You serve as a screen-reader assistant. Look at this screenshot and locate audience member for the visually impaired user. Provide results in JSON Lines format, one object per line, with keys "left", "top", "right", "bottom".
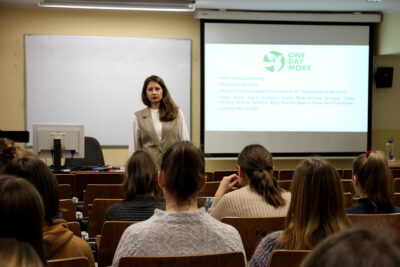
{"left": 250, "top": 158, "right": 351, "bottom": 267}
{"left": 0, "top": 175, "right": 46, "bottom": 264}
{"left": 3, "top": 157, "right": 95, "bottom": 266}
{"left": 347, "top": 150, "right": 400, "bottom": 214}
{"left": 208, "top": 144, "right": 290, "bottom": 219}
{"left": 112, "top": 141, "right": 245, "bottom": 267}
{"left": 0, "top": 138, "right": 19, "bottom": 172}
{"left": 0, "top": 238, "right": 44, "bottom": 267}
{"left": 300, "top": 227, "right": 400, "bottom": 267}
{"left": 106, "top": 150, "right": 165, "bottom": 221}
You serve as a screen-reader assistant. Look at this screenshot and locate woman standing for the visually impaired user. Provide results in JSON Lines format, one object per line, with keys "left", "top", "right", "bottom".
{"left": 129, "top": 75, "right": 189, "bottom": 169}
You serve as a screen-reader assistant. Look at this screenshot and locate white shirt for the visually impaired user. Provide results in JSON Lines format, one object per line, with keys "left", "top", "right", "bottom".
{"left": 128, "top": 108, "right": 190, "bottom": 154}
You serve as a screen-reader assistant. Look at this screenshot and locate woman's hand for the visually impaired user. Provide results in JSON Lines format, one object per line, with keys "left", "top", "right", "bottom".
{"left": 214, "top": 174, "right": 240, "bottom": 198}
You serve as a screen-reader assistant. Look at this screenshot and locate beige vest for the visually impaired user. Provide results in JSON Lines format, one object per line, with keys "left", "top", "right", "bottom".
{"left": 135, "top": 108, "right": 179, "bottom": 169}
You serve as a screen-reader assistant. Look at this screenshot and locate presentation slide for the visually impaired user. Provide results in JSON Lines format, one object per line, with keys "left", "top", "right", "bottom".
{"left": 203, "top": 22, "right": 371, "bottom": 156}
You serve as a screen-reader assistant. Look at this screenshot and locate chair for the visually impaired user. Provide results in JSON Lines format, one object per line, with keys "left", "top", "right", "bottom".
{"left": 337, "top": 169, "right": 343, "bottom": 178}
{"left": 97, "top": 221, "right": 137, "bottom": 267}
{"left": 59, "top": 199, "right": 77, "bottom": 222}
{"left": 74, "top": 172, "right": 124, "bottom": 200}
{"left": 342, "top": 169, "right": 353, "bottom": 179}
{"left": 54, "top": 173, "right": 76, "bottom": 196}
{"left": 88, "top": 198, "right": 123, "bottom": 238}
{"left": 221, "top": 216, "right": 286, "bottom": 260}
{"left": 118, "top": 252, "right": 245, "bottom": 267}
{"left": 393, "top": 193, "right": 400, "bottom": 206}
{"left": 64, "top": 136, "right": 105, "bottom": 168}
{"left": 348, "top": 213, "right": 400, "bottom": 239}
{"left": 67, "top": 221, "right": 82, "bottom": 238}
{"left": 341, "top": 179, "right": 355, "bottom": 194}
{"left": 47, "top": 257, "right": 89, "bottom": 267}
{"left": 393, "top": 178, "right": 400, "bottom": 193}
{"left": 277, "top": 180, "right": 291, "bottom": 191}
{"left": 83, "top": 184, "right": 125, "bottom": 216}
{"left": 59, "top": 184, "right": 73, "bottom": 199}
{"left": 198, "top": 181, "right": 221, "bottom": 197}
{"left": 213, "top": 171, "right": 236, "bottom": 181}
{"left": 391, "top": 168, "right": 400, "bottom": 179}
{"left": 205, "top": 172, "right": 214, "bottom": 181}
{"left": 278, "top": 170, "right": 294, "bottom": 180}
{"left": 344, "top": 192, "right": 354, "bottom": 208}
{"left": 269, "top": 249, "right": 310, "bottom": 267}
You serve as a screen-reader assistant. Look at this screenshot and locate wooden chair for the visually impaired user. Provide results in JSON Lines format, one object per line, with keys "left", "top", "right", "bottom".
{"left": 47, "top": 257, "right": 89, "bottom": 267}
{"left": 348, "top": 213, "right": 400, "bottom": 239}
{"left": 277, "top": 180, "right": 291, "bottom": 191}
{"left": 198, "top": 181, "right": 220, "bottom": 197}
{"left": 97, "top": 221, "right": 137, "bottom": 267}
{"left": 213, "top": 171, "right": 236, "bottom": 181}
{"left": 205, "top": 171, "right": 214, "bottom": 182}
{"left": 59, "top": 184, "right": 73, "bottom": 199}
{"left": 336, "top": 169, "right": 343, "bottom": 178}
{"left": 269, "top": 249, "right": 310, "bottom": 267}
{"left": 342, "top": 169, "right": 353, "bottom": 179}
{"left": 54, "top": 173, "right": 76, "bottom": 196}
{"left": 67, "top": 221, "right": 82, "bottom": 238}
{"left": 391, "top": 168, "right": 400, "bottom": 179}
{"left": 393, "top": 178, "right": 400, "bottom": 193}
{"left": 344, "top": 192, "right": 354, "bottom": 208}
{"left": 341, "top": 179, "right": 355, "bottom": 194}
{"left": 118, "top": 252, "right": 245, "bottom": 267}
{"left": 88, "top": 198, "right": 123, "bottom": 238}
{"left": 59, "top": 199, "right": 77, "bottom": 222}
{"left": 83, "top": 184, "right": 125, "bottom": 216}
{"left": 393, "top": 193, "right": 400, "bottom": 206}
{"left": 278, "top": 170, "right": 294, "bottom": 180}
{"left": 74, "top": 172, "right": 124, "bottom": 200}
{"left": 221, "top": 216, "right": 286, "bottom": 260}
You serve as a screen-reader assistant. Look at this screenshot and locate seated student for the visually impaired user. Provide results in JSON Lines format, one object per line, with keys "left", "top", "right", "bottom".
{"left": 347, "top": 150, "right": 400, "bottom": 214}
{"left": 300, "top": 227, "right": 400, "bottom": 267}
{"left": 208, "top": 144, "right": 290, "bottom": 220}
{"left": 0, "top": 238, "right": 44, "bottom": 267}
{"left": 3, "top": 157, "right": 95, "bottom": 267}
{"left": 112, "top": 141, "right": 245, "bottom": 267}
{"left": 0, "top": 175, "right": 46, "bottom": 265}
{"left": 0, "top": 138, "right": 20, "bottom": 173}
{"left": 250, "top": 158, "right": 351, "bottom": 267}
{"left": 106, "top": 151, "right": 165, "bottom": 221}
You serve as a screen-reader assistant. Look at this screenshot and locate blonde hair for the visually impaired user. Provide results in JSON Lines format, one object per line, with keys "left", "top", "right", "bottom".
{"left": 277, "top": 158, "right": 350, "bottom": 250}
{"left": 0, "top": 238, "right": 44, "bottom": 267}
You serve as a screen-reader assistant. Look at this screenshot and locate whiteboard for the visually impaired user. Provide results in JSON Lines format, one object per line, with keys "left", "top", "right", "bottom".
{"left": 25, "top": 34, "right": 191, "bottom": 146}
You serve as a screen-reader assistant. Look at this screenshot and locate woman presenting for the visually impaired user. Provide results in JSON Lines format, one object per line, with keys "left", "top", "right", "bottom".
{"left": 128, "top": 75, "right": 189, "bottom": 169}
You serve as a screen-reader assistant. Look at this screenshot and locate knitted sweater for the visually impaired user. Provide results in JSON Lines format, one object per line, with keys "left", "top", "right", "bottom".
{"left": 106, "top": 195, "right": 165, "bottom": 221}
{"left": 208, "top": 186, "right": 291, "bottom": 220}
{"left": 249, "top": 231, "right": 282, "bottom": 267}
{"left": 112, "top": 208, "right": 246, "bottom": 267}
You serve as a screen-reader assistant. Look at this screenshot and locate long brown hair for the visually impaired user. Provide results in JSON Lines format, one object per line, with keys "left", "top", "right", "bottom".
{"left": 0, "top": 238, "right": 44, "bottom": 267}
{"left": 0, "top": 138, "right": 19, "bottom": 172}
{"left": 277, "top": 158, "right": 350, "bottom": 250}
{"left": 353, "top": 150, "right": 394, "bottom": 210}
{"left": 124, "top": 151, "right": 162, "bottom": 201}
{"left": 0, "top": 175, "right": 46, "bottom": 264}
{"left": 141, "top": 75, "right": 179, "bottom": 122}
{"left": 238, "top": 144, "right": 285, "bottom": 207}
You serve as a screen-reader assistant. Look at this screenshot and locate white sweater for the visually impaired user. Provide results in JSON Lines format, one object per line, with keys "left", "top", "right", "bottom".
{"left": 112, "top": 208, "right": 246, "bottom": 267}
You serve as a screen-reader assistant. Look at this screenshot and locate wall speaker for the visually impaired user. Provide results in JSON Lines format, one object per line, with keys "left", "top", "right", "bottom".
{"left": 375, "top": 67, "right": 393, "bottom": 88}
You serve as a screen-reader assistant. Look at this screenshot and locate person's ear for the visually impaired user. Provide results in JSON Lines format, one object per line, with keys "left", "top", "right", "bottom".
{"left": 198, "top": 176, "right": 207, "bottom": 193}
{"left": 158, "top": 171, "right": 165, "bottom": 189}
{"left": 238, "top": 165, "right": 243, "bottom": 177}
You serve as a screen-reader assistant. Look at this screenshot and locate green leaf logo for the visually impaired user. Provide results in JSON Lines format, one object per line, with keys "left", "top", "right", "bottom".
{"left": 264, "top": 51, "right": 285, "bottom": 72}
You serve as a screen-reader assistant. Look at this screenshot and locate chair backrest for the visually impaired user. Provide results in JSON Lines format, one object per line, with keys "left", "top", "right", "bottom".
{"left": 74, "top": 172, "right": 124, "bottom": 200}
{"left": 64, "top": 136, "right": 105, "bottom": 168}
{"left": 97, "top": 221, "right": 137, "bottom": 267}
{"left": 348, "top": 213, "right": 400, "bottom": 239}
{"left": 198, "top": 181, "right": 220, "bottom": 197}
{"left": 59, "top": 184, "right": 73, "bottom": 199}
{"left": 88, "top": 198, "right": 123, "bottom": 238}
{"left": 393, "top": 193, "right": 400, "bottom": 206}
{"left": 118, "top": 252, "right": 245, "bottom": 267}
{"left": 205, "top": 172, "right": 214, "bottom": 181}
{"left": 341, "top": 179, "right": 355, "bottom": 194}
{"left": 213, "top": 171, "right": 236, "bottom": 181}
{"left": 47, "top": 257, "right": 89, "bottom": 267}
{"left": 278, "top": 170, "right": 294, "bottom": 180}
{"left": 83, "top": 184, "right": 125, "bottom": 216}
{"left": 342, "top": 169, "right": 353, "bottom": 179}
{"left": 221, "top": 216, "right": 286, "bottom": 260}
{"left": 269, "top": 249, "right": 310, "bottom": 267}
{"left": 343, "top": 192, "right": 354, "bottom": 208}
{"left": 55, "top": 173, "right": 76, "bottom": 196}
{"left": 393, "top": 178, "right": 400, "bottom": 193}
{"left": 277, "top": 180, "right": 291, "bottom": 191}
{"left": 67, "top": 221, "right": 82, "bottom": 238}
{"left": 59, "top": 199, "right": 77, "bottom": 222}
{"left": 391, "top": 168, "right": 400, "bottom": 179}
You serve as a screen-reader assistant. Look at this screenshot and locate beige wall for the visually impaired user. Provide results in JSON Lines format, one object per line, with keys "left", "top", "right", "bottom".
{"left": 1, "top": 7, "right": 399, "bottom": 171}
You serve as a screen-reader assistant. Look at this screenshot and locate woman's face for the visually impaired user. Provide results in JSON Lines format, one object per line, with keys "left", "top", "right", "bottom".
{"left": 146, "top": 81, "right": 163, "bottom": 107}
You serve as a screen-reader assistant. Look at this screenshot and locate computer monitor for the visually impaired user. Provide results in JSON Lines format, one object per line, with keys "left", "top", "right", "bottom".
{"left": 32, "top": 124, "right": 85, "bottom": 171}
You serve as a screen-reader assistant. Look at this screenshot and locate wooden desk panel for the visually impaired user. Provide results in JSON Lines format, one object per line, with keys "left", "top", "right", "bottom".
{"left": 74, "top": 172, "right": 124, "bottom": 200}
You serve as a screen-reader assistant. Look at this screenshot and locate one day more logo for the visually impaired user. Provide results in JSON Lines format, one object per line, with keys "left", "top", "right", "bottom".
{"left": 263, "top": 51, "right": 285, "bottom": 72}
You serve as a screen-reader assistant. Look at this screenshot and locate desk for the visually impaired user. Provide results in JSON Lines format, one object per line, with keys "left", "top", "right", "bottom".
{"left": 55, "top": 171, "right": 124, "bottom": 200}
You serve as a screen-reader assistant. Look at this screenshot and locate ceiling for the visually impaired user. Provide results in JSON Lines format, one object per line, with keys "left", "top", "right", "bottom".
{"left": 1, "top": 0, "right": 400, "bottom": 13}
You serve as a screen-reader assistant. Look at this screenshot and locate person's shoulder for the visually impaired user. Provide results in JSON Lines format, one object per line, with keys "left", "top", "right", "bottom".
{"left": 135, "top": 107, "right": 149, "bottom": 116}
{"left": 346, "top": 204, "right": 367, "bottom": 214}
{"left": 260, "top": 231, "right": 283, "bottom": 246}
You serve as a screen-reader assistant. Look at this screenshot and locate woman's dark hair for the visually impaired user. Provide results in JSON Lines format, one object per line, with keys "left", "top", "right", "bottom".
{"left": 300, "top": 227, "right": 400, "bottom": 267}
{"left": 160, "top": 141, "right": 204, "bottom": 204}
{"left": 353, "top": 150, "right": 394, "bottom": 210}
{"left": 238, "top": 144, "right": 285, "bottom": 207}
{"left": 0, "top": 175, "right": 46, "bottom": 264}
{"left": 0, "top": 238, "right": 44, "bottom": 267}
{"left": 3, "top": 157, "right": 60, "bottom": 224}
{"left": 124, "top": 150, "right": 162, "bottom": 201}
{"left": 0, "top": 138, "right": 19, "bottom": 172}
{"left": 141, "top": 75, "right": 179, "bottom": 122}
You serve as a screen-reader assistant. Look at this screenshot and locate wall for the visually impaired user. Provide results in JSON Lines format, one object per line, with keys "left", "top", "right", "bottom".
{"left": 2, "top": 7, "right": 399, "bottom": 171}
